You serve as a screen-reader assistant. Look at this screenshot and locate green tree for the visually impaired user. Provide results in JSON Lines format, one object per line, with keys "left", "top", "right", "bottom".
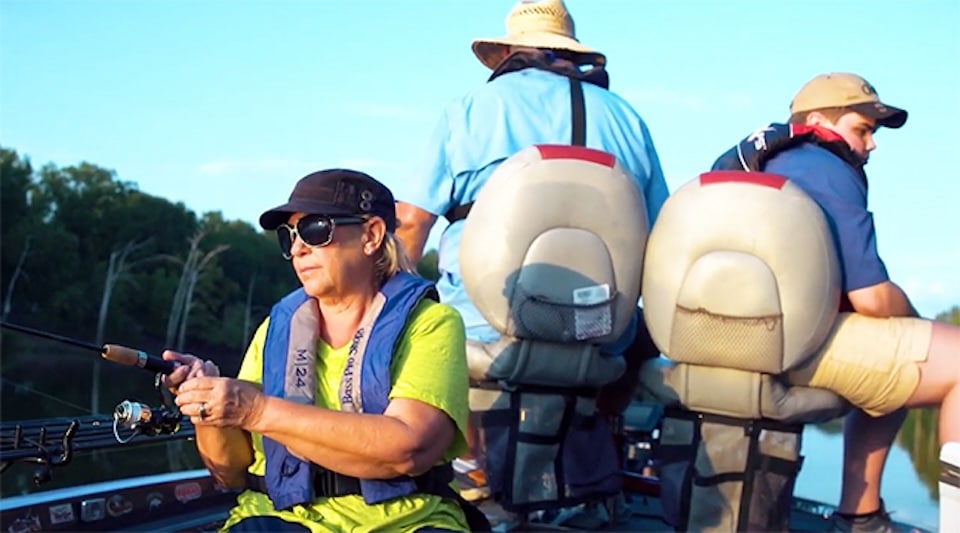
{"left": 111, "top": 192, "right": 200, "bottom": 344}
{"left": 195, "top": 212, "right": 298, "bottom": 360}
{"left": 1, "top": 146, "right": 304, "bottom": 428}
{"left": 26, "top": 163, "right": 133, "bottom": 330}
{"left": 0, "top": 148, "right": 34, "bottom": 227}
{"left": 417, "top": 249, "right": 440, "bottom": 281}
{"left": 0, "top": 148, "right": 36, "bottom": 320}
{"left": 935, "top": 306, "right": 960, "bottom": 326}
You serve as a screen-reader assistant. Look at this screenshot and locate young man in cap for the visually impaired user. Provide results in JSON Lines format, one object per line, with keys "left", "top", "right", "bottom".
{"left": 394, "top": 0, "right": 669, "bottom": 508}
{"left": 714, "top": 72, "right": 960, "bottom": 533}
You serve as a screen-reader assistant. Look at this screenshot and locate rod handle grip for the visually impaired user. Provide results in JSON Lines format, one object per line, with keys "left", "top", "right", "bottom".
{"left": 102, "top": 345, "right": 176, "bottom": 374}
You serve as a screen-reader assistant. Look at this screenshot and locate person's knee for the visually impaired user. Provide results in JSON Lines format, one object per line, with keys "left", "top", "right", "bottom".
{"left": 910, "top": 322, "right": 960, "bottom": 407}
{"left": 938, "top": 323, "right": 960, "bottom": 382}
{"left": 929, "top": 322, "right": 960, "bottom": 380}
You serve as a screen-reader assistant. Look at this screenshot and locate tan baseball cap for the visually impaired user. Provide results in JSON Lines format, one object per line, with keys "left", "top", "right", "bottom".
{"left": 790, "top": 72, "right": 908, "bottom": 129}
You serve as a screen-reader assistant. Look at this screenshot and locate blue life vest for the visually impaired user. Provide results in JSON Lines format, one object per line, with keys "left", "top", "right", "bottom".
{"left": 260, "top": 272, "right": 438, "bottom": 510}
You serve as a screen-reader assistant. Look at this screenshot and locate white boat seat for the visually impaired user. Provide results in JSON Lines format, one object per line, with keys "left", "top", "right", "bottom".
{"left": 638, "top": 170, "right": 850, "bottom": 532}
{"left": 461, "top": 144, "right": 648, "bottom": 387}
{"left": 459, "top": 144, "right": 648, "bottom": 513}
{"left": 639, "top": 170, "right": 849, "bottom": 421}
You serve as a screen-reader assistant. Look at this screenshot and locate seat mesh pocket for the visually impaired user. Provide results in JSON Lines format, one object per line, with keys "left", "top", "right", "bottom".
{"left": 670, "top": 305, "right": 784, "bottom": 373}
{"left": 509, "top": 286, "right": 614, "bottom": 342}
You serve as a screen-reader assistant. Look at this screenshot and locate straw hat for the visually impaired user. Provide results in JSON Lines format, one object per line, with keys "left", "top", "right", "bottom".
{"left": 472, "top": 0, "right": 605, "bottom": 70}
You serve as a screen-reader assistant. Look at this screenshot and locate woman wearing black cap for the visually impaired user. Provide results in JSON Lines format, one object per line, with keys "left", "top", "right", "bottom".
{"left": 161, "top": 169, "right": 477, "bottom": 532}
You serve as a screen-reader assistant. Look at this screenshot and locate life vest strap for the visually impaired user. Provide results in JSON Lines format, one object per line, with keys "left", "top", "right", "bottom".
{"left": 244, "top": 463, "right": 454, "bottom": 499}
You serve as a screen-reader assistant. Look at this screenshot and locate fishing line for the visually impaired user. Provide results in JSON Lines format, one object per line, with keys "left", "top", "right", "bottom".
{"left": 0, "top": 376, "right": 94, "bottom": 415}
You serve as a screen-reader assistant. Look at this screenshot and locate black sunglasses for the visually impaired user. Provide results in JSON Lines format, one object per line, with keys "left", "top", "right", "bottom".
{"left": 276, "top": 215, "right": 366, "bottom": 259}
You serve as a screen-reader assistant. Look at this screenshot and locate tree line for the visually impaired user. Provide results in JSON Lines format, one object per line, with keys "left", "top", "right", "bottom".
{"left": 3, "top": 145, "right": 298, "bottom": 346}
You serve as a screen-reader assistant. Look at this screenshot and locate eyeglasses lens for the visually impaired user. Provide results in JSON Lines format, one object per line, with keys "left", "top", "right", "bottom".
{"left": 277, "top": 215, "right": 334, "bottom": 258}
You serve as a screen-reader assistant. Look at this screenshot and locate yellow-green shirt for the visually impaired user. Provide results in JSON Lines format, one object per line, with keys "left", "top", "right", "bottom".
{"left": 221, "top": 299, "right": 470, "bottom": 533}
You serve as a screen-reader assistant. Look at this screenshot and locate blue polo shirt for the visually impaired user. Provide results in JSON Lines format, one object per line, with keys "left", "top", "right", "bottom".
{"left": 396, "top": 68, "right": 669, "bottom": 343}
{"left": 764, "top": 143, "right": 889, "bottom": 291}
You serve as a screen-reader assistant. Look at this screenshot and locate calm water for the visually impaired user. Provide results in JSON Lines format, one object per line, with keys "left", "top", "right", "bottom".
{"left": 796, "top": 424, "right": 939, "bottom": 531}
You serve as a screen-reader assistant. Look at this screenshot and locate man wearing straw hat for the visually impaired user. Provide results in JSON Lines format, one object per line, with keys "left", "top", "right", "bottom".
{"left": 395, "top": 0, "right": 669, "bottom": 506}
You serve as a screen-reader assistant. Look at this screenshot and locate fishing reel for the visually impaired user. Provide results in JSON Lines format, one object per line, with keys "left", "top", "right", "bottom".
{"left": 112, "top": 373, "right": 183, "bottom": 443}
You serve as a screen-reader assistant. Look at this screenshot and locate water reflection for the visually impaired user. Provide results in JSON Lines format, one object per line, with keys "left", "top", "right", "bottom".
{"left": 796, "top": 409, "right": 940, "bottom": 531}
{"left": 897, "top": 408, "right": 941, "bottom": 500}
{"left": 812, "top": 408, "right": 941, "bottom": 497}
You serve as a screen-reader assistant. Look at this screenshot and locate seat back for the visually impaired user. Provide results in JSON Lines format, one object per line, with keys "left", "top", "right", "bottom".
{"left": 461, "top": 144, "right": 648, "bottom": 387}
{"left": 459, "top": 144, "right": 648, "bottom": 514}
{"left": 637, "top": 170, "right": 848, "bottom": 532}
{"left": 643, "top": 171, "right": 841, "bottom": 376}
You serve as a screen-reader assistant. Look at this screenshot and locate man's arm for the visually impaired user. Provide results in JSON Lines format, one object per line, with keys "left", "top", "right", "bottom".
{"left": 643, "top": 140, "right": 670, "bottom": 225}
{"left": 396, "top": 202, "right": 437, "bottom": 265}
{"left": 764, "top": 147, "right": 913, "bottom": 319}
{"left": 629, "top": 115, "right": 670, "bottom": 225}
{"left": 847, "top": 280, "right": 920, "bottom": 318}
{"left": 393, "top": 104, "right": 456, "bottom": 265}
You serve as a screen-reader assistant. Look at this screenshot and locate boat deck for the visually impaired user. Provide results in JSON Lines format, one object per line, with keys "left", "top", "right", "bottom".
{"left": 0, "top": 473, "right": 931, "bottom": 533}
{"left": 476, "top": 493, "right": 928, "bottom": 533}
{"left": 0, "top": 411, "right": 934, "bottom": 532}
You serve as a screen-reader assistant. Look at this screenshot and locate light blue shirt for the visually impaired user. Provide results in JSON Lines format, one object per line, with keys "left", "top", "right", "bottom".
{"left": 397, "top": 68, "right": 669, "bottom": 342}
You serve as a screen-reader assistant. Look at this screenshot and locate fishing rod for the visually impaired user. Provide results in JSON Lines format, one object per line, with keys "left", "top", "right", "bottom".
{"left": 0, "top": 320, "right": 176, "bottom": 375}
{"left": 1, "top": 321, "right": 187, "bottom": 485}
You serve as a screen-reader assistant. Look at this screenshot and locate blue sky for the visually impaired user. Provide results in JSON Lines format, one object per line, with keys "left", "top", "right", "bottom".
{"left": 1, "top": 0, "right": 958, "bottom": 317}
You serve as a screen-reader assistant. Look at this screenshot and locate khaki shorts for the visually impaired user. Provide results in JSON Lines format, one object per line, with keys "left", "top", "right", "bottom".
{"left": 786, "top": 313, "right": 933, "bottom": 417}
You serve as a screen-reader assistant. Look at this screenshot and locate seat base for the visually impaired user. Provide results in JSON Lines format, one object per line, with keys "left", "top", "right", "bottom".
{"left": 655, "top": 406, "right": 805, "bottom": 532}
{"left": 639, "top": 356, "right": 850, "bottom": 423}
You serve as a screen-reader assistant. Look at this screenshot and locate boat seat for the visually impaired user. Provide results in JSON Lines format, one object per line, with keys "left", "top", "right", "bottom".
{"left": 459, "top": 144, "right": 648, "bottom": 516}
{"left": 637, "top": 171, "right": 850, "bottom": 531}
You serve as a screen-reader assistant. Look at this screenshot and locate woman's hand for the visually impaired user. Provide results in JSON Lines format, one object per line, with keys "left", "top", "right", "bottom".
{"left": 175, "top": 377, "right": 265, "bottom": 429}
{"left": 161, "top": 350, "right": 220, "bottom": 395}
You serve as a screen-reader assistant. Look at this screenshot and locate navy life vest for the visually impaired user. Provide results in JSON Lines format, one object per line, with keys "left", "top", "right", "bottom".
{"left": 259, "top": 272, "right": 439, "bottom": 510}
{"left": 711, "top": 122, "right": 867, "bottom": 186}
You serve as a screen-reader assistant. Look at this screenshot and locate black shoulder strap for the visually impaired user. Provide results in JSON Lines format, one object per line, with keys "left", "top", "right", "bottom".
{"left": 444, "top": 77, "right": 588, "bottom": 224}
{"left": 444, "top": 202, "right": 473, "bottom": 224}
{"left": 570, "top": 77, "right": 586, "bottom": 147}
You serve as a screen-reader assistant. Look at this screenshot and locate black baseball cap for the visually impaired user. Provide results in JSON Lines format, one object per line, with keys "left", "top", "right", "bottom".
{"left": 259, "top": 169, "right": 397, "bottom": 231}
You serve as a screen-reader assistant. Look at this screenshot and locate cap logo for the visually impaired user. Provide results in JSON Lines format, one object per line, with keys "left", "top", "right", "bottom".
{"left": 861, "top": 82, "right": 877, "bottom": 96}
{"left": 333, "top": 180, "right": 359, "bottom": 211}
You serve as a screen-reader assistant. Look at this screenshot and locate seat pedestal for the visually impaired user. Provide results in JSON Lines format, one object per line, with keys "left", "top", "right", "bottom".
{"left": 639, "top": 357, "right": 849, "bottom": 532}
